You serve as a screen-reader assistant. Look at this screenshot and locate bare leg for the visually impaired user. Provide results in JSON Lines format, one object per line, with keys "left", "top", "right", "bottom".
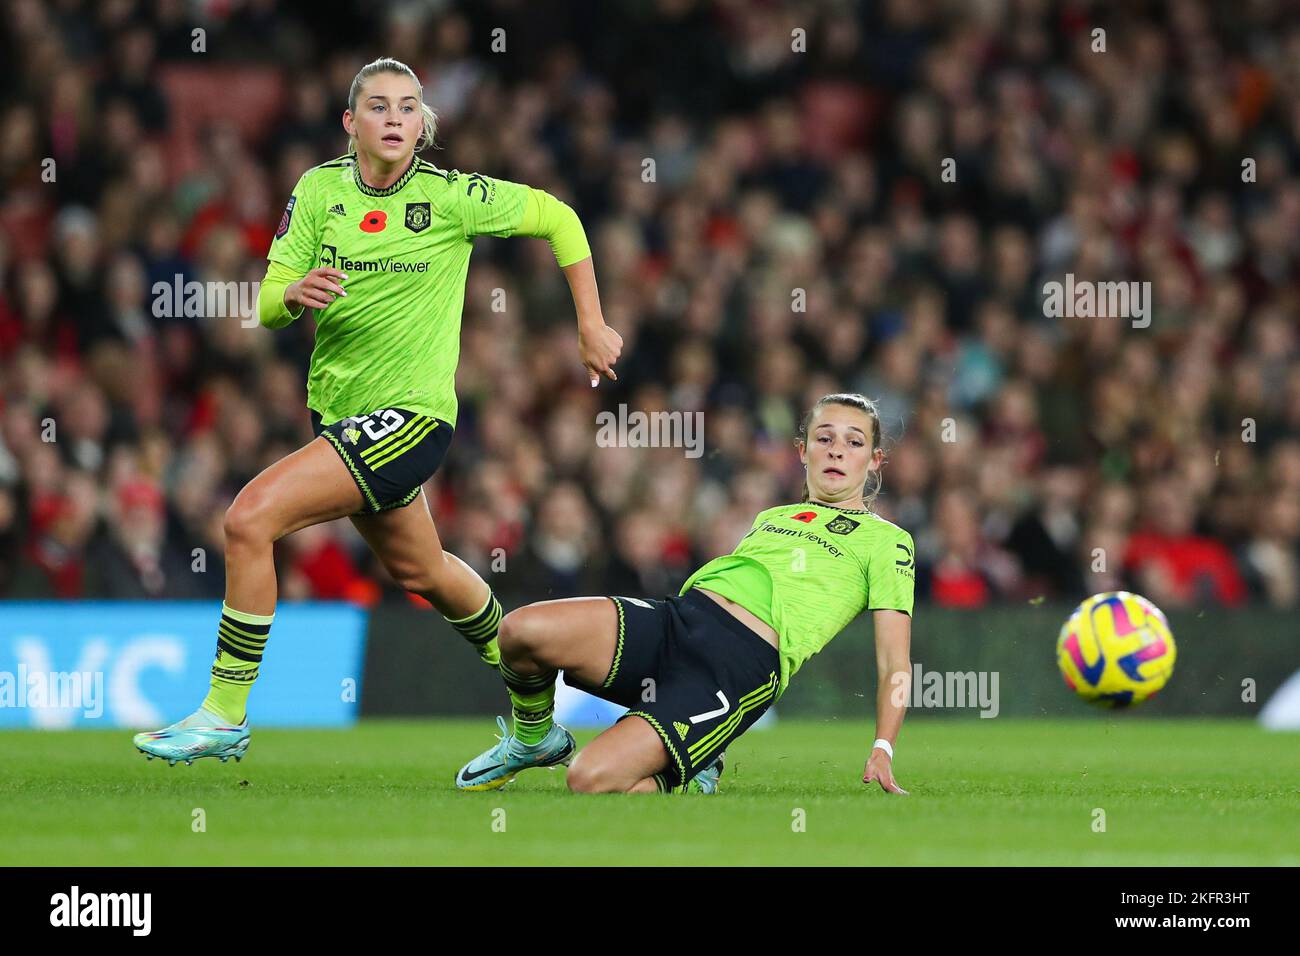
{"left": 200, "top": 436, "right": 364, "bottom": 724}
{"left": 566, "top": 716, "right": 669, "bottom": 793}
{"left": 223, "top": 437, "right": 364, "bottom": 615}
{"left": 349, "top": 489, "right": 489, "bottom": 619}
{"left": 494, "top": 600, "right": 670, "bottom": 792}
{"left": 497, "top": 597, "right": 620, "bottom": 686}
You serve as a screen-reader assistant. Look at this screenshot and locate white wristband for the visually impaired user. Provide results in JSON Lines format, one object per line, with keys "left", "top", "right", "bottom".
{"left": 872, "top": 738, "right": 894, "bottom": 759}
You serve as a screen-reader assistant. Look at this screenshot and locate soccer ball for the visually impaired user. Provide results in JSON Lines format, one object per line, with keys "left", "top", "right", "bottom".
{"left": 1057, "top": 591, "right": 1177, "bottom": 707}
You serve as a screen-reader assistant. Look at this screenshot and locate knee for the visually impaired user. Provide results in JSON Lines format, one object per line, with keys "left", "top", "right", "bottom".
{"left": 565, "top": 751, "right": 621, "bottom": 794}
{"left": 223, "top": 493, "right": 272, "bottom": 551}
{"left": 498, "top": 607, "right": 548, "bottom": 660}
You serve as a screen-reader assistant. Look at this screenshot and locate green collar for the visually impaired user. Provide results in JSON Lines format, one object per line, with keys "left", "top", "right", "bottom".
{"left": 352, "top": 155, "right": 418, "bottom": 197}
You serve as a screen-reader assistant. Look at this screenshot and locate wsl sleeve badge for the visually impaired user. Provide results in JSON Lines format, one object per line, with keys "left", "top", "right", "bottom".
{"left": 275, "top": 195, "right": 297, "bottom": 240}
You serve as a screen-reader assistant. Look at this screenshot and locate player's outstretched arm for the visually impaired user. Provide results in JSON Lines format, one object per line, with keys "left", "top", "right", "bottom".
{"left": 561, "top": 256, "right": 622, "bottom": 386}
{"left": 511, "top": 187, "right": 622, "bottom": 385}
{"left": 864, "top": 608, "right": 912, "bottom": 794}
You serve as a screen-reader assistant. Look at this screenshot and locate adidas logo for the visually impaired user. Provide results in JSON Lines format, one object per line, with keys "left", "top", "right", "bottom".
{"left": 328, "top": 203, "right": 346, "bottom": 216}
{"left": 674, "top": 721, "right": 690, "bottom": 740}
{"left": 342, "top": 426, "right": 361, "bottom": 445}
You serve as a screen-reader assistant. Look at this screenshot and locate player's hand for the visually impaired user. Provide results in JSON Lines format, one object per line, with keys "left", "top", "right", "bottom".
{"left": 863, "top": 749, "right": 908, "bottom": 794}
{"left": 579, "top": 322, "right": 622, "bottom": 387}
{"left": 286, "top": 268, "right": 348, "bottom": 310}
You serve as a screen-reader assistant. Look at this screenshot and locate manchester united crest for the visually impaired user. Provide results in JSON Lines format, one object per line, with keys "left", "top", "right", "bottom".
{"left": 825, "top": 514, "right": 860, "bottom": 535}
{"left": 405, "top": 201, "right": 431, "bottom": 233}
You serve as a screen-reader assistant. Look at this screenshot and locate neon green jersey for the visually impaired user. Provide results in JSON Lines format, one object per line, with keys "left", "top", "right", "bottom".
{"left": 680, "top": 503, "right": 915, "bottom": 697}
{"left": 266, "top": 154, "right": 531, "bottom": 426}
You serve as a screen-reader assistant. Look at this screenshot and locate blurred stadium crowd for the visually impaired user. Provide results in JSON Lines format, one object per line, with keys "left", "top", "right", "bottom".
{"left": 0, "top": 0, "right": 1297, "bottom": 611}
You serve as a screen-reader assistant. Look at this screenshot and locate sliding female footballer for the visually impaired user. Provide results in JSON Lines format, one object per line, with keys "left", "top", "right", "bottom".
{"left": 455, "top": 393, "right": 915, "bottom": 794}
{"left": 134, "top": 57, "right": 622, "bottom": 765}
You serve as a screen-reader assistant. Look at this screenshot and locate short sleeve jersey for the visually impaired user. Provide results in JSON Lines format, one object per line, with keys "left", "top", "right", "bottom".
{"left": 680, "top": 503, "right": 916, "bottom": 696}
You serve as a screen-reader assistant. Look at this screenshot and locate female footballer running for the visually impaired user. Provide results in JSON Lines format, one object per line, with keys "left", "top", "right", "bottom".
{"left": 134, "top": 57, "right": 622, "bottom": 765}
{"left": 455, "top": 393, "right": 914, "bottom": 794}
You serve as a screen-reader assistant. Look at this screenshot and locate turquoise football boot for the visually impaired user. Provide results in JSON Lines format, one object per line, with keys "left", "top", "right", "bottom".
{"left": 686, "top": 753, "right": 725, "bottom": 794}
{"left": 456, "top": 716, "right": 575, "bottom": 791}
{"left": 133, "top": 706, "right": 250, "bottom": 766}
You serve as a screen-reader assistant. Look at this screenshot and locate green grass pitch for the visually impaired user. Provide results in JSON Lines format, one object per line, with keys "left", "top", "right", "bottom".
{"left": 2, "top": 718, "right": 1295, "bottom": 866}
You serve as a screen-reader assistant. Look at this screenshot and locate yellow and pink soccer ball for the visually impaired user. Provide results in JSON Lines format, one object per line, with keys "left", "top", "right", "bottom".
{"left": 1057, "top": 591, "right": 1177, "bottom": 707}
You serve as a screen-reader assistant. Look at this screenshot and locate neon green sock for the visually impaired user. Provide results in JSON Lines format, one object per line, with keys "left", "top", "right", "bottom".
{"left": 201, "top": 603, "right": 273, "bottom": 724}
{"left": 499, "top": 660, "right": 556, "bottom": 745}
{"left": 445, "top": 592, "right": 502, "bottom": 667}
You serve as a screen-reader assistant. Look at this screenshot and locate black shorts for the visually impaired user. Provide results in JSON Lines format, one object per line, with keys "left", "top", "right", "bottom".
{"left": 571, "top": 588, "right": 780, "bottom": 792}
{"left": 310, "top": 406, "right": 454, "bottom": 515}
